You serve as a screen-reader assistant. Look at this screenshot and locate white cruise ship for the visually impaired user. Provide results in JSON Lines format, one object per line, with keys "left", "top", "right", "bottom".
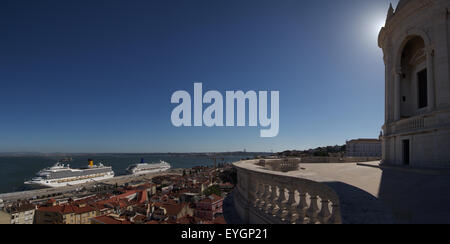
{"left": 126, "top": 159, "right": 171, "bottom": 175}
{"left": 24, "top": 159, "right": 115, "bottom": 188}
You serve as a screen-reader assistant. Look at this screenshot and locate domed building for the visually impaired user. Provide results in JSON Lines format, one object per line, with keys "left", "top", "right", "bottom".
{"left": 378, "top": 0, "right": 450, "bottom": 168}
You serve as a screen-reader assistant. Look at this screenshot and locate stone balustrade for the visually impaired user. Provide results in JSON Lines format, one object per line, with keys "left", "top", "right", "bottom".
{"left": 233, "top": 159, "right": 342, "bottom": 224}
{"left": 259, "top": 158, "right": 300, "bottom": 172}
{"left": 384, "top": 110, "right": 449, "bottom": 136}
{"left": 395, "top": 116, "right": 425, "bottom": 132}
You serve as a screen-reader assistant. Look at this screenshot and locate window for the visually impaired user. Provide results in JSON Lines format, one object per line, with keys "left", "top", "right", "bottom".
{"left": 417, "top": 69, "right": 428, "bottom": 109}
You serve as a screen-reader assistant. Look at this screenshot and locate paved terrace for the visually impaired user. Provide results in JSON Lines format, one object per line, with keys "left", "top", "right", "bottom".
{"left": 235, "top": 160, "right": 450, "bottom": 224}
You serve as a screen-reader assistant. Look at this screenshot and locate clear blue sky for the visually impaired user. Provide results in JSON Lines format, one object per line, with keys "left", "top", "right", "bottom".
{"left": 0, "top": 0, "right": 398, "bottom": 153}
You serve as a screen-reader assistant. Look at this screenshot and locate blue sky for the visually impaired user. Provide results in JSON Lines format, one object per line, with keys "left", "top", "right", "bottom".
{"left": 0, "top": 0, "right": 398, "bottom": 153}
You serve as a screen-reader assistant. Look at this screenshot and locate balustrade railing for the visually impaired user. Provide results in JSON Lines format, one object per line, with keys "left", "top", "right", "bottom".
{"left": 234, "top": 161, "right": 342, "bottom": 224}
{"left": 386, "top": 112, "right": 443, "bottom": 136}
{"left": 396, "top": 116, "right": 425, "bottom": 132}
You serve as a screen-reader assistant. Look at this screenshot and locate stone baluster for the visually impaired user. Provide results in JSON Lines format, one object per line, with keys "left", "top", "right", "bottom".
{"left": 329, "top": 202, "right": 342, "bottom": 224}
{"left": 295, "top": 192, "right": 308, "bottom": 224}
{"left": 307, "top": 195, "right": 320, "bottom": 224}
{"left": 273, "top": 186, "right": 286, "bottom": 217}
{"left": 318, "top": 198, "right": 331, "bottom": 224}
{"left": 265, "top": 184, "right": 277, "bottom": 213}
{"left": 285, "top": 187, "right": 297, "bottom": 223}
{"left": 256, "top": 182, "right": 265, "bottom": 207}
{"left": 253, "top": 181, "right": 262, "bottom": 207}
{"left": 262, "top": 184, "right": 272, "bottom": 210}
{"left": 258, "top": 184, "right": 269, "bottom": 209}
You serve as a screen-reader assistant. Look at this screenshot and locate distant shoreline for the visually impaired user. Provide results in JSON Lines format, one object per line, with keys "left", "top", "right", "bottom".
{"left": 0, "top": 152, "right": 272, "bottom": 157}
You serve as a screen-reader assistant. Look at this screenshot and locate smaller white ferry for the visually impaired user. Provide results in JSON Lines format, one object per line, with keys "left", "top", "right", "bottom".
{"left": 126, "top": 158, "right": 171, "bottom": 175}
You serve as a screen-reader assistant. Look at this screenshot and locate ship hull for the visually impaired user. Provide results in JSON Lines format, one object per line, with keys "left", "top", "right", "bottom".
{"left": 24, "top": 174, "right": 115, "bottom": 188}
{"left": 127, "top": 167, "right": 171, "bottom": 175}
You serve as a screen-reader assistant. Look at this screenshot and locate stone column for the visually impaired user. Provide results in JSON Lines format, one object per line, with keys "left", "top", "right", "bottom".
{"left": 426, "top": 47, "right": 435, "bottom": 111}
{"left": 394, "top": 67, "right": 402, "bottom": 121}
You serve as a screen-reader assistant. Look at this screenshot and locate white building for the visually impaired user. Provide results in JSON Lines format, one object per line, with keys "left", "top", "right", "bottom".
{"left": 378, "top": 0, "right": 450, "bottom": 168}
{"left": 0, "top": 201, "right": 36, "bottom": 224}
{"left": 346, "top": 139, "right": 382, "bottom": 158}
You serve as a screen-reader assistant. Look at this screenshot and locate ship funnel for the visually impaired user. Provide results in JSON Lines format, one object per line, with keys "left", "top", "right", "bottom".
{"left": 88, "top": 159, "right": 94, "bottom": 167}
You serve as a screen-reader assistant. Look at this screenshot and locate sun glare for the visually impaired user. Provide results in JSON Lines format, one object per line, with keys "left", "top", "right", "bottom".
{"left": 364, "top": 15, "right": 387, "bottom": 44}
{"left": 375, "top": 18, "right": 386, "bottom": 34}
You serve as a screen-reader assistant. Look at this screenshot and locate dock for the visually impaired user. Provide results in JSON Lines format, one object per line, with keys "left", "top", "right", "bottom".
{"left": 0, "top": 169, "right": 182, "bottom": 203}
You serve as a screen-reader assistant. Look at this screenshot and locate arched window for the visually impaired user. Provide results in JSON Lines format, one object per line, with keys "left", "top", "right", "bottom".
{"left": 399, "top": 35, "right": 426, "bottom": 117}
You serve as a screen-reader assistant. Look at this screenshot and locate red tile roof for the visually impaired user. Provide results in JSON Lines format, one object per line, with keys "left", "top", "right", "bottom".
{"left": 199, "top": 194, "right": 223, "bottom": 204}
{"left": 153, "top": 202, "right": 189, "bottom": 217}
{"left": 38, "top": 203, "right": 95, "bottom": 215}
{"left": 145, "top": 220, "right": 160, "bottom": 224}
{"left": 92, "top": 215, "right": 131, "bottom": 225}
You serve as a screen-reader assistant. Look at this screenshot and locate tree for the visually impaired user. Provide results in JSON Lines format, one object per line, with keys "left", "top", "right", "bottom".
{"left": 218, "top": 168, "right": 237, "bottom": 185}
{"left": 203, "top": 185, "right": 221, "bottom": 196}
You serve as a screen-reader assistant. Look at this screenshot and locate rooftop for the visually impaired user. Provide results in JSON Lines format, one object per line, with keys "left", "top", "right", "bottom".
{"left": 5, "top": 201, "right": 35, "bottom": 214}
{"left": 347, "top": 139, "right": 381, "bottom": 143}
{"left": 92, "top": 215, "right": 131, "bottom": 224}
{"left": 199, "top": 194, "right": 223, "bottom": 204}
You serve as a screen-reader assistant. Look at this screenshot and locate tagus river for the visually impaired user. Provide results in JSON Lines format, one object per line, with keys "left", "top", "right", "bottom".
{"left": 0, "top": 153, "right": 260, "bottom": 194}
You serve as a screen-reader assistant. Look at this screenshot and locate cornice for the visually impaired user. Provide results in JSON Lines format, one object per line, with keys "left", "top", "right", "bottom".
{"left": 379, "top": 0, "right": 434, "bottom": 49}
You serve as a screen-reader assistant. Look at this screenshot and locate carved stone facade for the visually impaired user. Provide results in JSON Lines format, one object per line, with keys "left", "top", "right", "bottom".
{"left": 378, "top": 0, "right": 450, "bottom": 168}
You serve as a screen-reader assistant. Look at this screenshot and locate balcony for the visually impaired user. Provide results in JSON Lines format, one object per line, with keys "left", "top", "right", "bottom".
{"left": 233, "top": 159, "right": 342, "bottom": 224}
{"left": 384, "top": 109, "right": 450, "bottom": 136}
